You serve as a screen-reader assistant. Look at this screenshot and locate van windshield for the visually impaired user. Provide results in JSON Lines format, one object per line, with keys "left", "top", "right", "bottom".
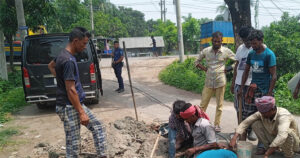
{"left": 25, "top": 37, "right": 91, "bottom": 64}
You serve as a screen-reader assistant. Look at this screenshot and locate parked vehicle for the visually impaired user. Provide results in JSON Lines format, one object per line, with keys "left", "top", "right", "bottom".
{"left": 21, "top": 33, "right": 102, "bottom": 109}
{"left": 5, "top": 41, "right": 22, "bottom": 62}
{"left": 200, "top": 21, "right": 234, "bottom": 49}
{"left": 93, "top": 37, "right": 114, "bottom": 58}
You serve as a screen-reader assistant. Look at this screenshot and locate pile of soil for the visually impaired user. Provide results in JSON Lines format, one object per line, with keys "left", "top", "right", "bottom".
{"left": 105, "top": 116, "right": 167, "bottom": 158}
{"left": 32, "top": 116, "right": 168, "bottom": 158}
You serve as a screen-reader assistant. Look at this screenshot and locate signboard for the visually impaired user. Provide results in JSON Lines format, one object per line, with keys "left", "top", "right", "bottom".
{"left": 19, "top": 26, "right": 28, "bottom": 30}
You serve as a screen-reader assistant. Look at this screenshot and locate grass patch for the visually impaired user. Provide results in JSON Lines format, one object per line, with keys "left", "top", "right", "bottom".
{"left": 0, "top": 88, "right": 28, "bottom": 123}
{"left": 0, "top": 71, "right": 28, "bottom": 123}
{"left": 159, "top": 57, "right": 300, "bottom": 114}
{"left": 0, "top": 128, "right": 19, "bottom": 150}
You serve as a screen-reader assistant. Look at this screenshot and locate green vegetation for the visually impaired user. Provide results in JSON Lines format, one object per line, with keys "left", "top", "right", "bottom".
{"left": 263, "top": 13, "right": 300, "bottom": 78}
{"left": 0, "top": 128, "right": 19, "bottom": 150}
{"left": 159, "top": 58, "right": 234, "bottom": 101}
{"left": 0, "top": 71, "right": 28, "bottom": 123}
{"left": 159, "top": 58, "right": 300, "bottom": 114}
{"left": 159, "top": 13, "right": 300, "bottom": 114}
{"left": 274, "top": 73, "right": 300, "bottom": 114}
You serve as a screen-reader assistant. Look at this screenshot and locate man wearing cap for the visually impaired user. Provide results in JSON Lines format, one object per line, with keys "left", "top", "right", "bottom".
{"left": 180, "top": 103, "right": 237, "bottom": 158}
{"left": 230, "top": 96, "right": 300, "bottom": 158}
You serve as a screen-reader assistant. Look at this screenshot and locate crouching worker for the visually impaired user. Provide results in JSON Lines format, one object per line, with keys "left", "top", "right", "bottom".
{"left": 168, "top": 100, "right": 193, "bottom": 158}
{"left": 230, "top": 96, "right": 300, "bottom": 158}
{"left": 181, "top": 103, "right": 237, "bottom": 158}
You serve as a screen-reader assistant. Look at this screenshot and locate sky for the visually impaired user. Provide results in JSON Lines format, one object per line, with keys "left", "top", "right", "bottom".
{"left": 109, "top": 0, "right": 300, "bottom": 29}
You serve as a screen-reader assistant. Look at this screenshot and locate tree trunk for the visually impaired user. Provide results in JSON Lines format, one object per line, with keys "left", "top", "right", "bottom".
{"left": 224, "top": 0, "right": 252, "bottom": 49}
{"left": 0, "top": 30, "right": 8, "bottom": 80}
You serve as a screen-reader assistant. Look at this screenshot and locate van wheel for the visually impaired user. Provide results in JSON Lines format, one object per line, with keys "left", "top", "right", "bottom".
{"left": 36, "top": 103, "right": 48, "bottom": 109}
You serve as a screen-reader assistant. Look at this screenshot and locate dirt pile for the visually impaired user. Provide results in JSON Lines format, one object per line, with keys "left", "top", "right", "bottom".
{"left": 81, "top": 116, "right": 168, "bottom": 158}
{"left": 107, "top": 116, "right": 167, "bottom": 158}
{"left": 31, "top": 116, "right": 168, "bottom": 158}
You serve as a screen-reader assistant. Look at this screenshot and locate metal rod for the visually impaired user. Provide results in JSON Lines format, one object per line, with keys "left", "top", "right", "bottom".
{"left": 238, "top": 94, "right": 243, "bottom": 124}
{"left": 122, "top": 41, "right": 139, "bottom": 121}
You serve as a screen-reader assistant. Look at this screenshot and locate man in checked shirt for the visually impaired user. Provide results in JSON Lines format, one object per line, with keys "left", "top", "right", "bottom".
{"left": 195, "top": 31, "right": 236, "bottom": 132}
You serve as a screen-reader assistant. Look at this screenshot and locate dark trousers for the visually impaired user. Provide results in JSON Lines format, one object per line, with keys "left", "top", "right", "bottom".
{"left": 113, "top": 63, "right": 124, "bottom": 89}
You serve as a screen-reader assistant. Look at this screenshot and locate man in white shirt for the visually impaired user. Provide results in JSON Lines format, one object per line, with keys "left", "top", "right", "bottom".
{"left": 230, "top": 26, "right": 257, "bottom": 141}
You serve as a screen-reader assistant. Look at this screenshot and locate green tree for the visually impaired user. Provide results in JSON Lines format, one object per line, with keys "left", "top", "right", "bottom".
{"left": 263, "top": 13, "right": 300, "bottom": 78}
{"left": 182, "top": 14, "right": 200, "bottom": 54}
{"left": 152, "top": 20, "right": 177, "bottom": 53}
{"left": 93, "top": 12, "right": 128, "bottom": 38}
{"left": 0, "top": 0, "right": 55, "bottom": 70}
{"left": 0, "top": 0, "right": 17, "bottom": 71}
{"left": 50, "top": 0, "right": 89, "bottom": 32}
{"left": 115, "top": 6, "right": 147, "bottom": 37}
{"left": 24, "top": 0, "right": 55, "bottom": 30}
{"left": 146, "top": 19, "right": 159, "bottom": 35}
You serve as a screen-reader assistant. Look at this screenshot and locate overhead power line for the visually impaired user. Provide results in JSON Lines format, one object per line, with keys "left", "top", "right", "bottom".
{"left": 269, "top": 0, "right": 284, "bottom": 13}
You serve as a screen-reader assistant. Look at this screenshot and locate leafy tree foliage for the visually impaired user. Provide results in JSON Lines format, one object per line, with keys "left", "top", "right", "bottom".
{"left": 115, "top": 7, "right": 147, "bottom": 37}
{"left": 182, "top": 14, "right": 200, "bottom": 54}
{"left": 263, "top": 13, "right": 300, "bottom": 78}
{"left": 0, "top": 0, "right": 17, "bottom": 70}
{"left": 94, "top": 12, "right": 128, "bottom": 38}
{"left": 52, "top": 0, "right": 89, "bottom": 32}
{"left": 151, "top": 20, "right": 177, "bottom": 53}
{"left": 0, "top": 0, "right": 54, "bottom": 70}
{"left": 182, "top": 15, "right": 211, "bottom": 54}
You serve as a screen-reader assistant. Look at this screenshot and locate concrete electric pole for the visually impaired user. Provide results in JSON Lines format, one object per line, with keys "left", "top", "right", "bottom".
{"left": 0, "top": 30, "right": 8, "bottom": 80}
{"left": 163, "top": 0, "right": 166, "bottom": 22}
{"left": 160, "top": 0, "right": 163, "bottom": 21}
{"left": 175, "top": 0, "right": 184, "bottom": 62}
{"left": 90, "top": 0, "right": 95, "bottom": 39}
{"left": 15, "top": 0, "right": 27, "bottom": 41}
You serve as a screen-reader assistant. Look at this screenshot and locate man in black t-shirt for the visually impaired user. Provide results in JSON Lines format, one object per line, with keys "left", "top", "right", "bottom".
{"left": 49, "top": 27, "right": 107, "bottom": 157}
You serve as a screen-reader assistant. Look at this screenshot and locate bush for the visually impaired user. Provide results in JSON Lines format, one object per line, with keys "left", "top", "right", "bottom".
{"left": 159, "top": 57, "right": 234, "bottom": 101}
{"left": 274, "top": 73, "right": 300, "bottom": 114}
{"left": 0, "top": 71, "right": 28, "bottom": 123}
{"left": 0, "top": 71, "right": 22, "bottom": 95}
{"left": 0, "top": 88, "right": 28, "bottom": 123}
{"left": 159, "top": 58, "right": 299, "bottom": 114}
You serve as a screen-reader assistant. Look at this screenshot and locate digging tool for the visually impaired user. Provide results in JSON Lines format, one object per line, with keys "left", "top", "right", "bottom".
{"left": 150, "top": 130, "right": 161, "bottom": 158}
{"left": 150, "top": 123, "right": 169, "bottom": 158}
{"left": 122, "top": 41, "right": 139, "bottom": 121}
{"left": 238, "top": 94, "right": 243, "bottom": 124}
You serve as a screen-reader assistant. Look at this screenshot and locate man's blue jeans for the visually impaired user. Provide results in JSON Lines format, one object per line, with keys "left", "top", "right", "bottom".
{"left": 113, "top": 63, "right": 124, "bottom": 89}
{"left": 168, "top": 128, "right": 176, "bottom": 158}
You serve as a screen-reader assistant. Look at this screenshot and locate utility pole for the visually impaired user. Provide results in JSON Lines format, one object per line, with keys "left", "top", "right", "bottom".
{"left": 163, "top": 0, "right": 166, "bottom": 22}
{"left": 175, "top": 0, "right": 184, "bottom": 62}
{"left": 90, "top": 0, "right": 95, "bottom": 39}
{"left": 159, "top": 0, "right": 163, "bottom": 21}
{"left": 0, "top": 30, "right": 8, "bottom": 80}
{"left": 15, "top": 0, "right": 27, "bottom": 41}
